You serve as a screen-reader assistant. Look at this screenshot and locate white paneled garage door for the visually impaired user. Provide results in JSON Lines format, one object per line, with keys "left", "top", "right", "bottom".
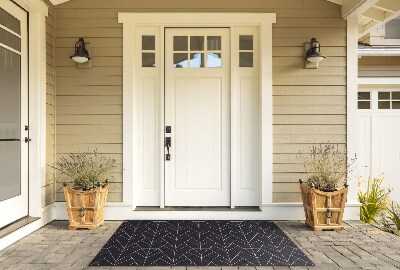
{"left": 358, "top": 89, "right": 400, "bottom": 202}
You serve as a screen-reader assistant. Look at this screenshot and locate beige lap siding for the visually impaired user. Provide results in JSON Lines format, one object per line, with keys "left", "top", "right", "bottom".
{"left": 45, "top": 0, "right": 56, "bottom": 207}
{"left": 54, "top": 0, "right": 346, "bottom": 203}
{"left": 359, "top": 56, "right": 400, "bottom": 77}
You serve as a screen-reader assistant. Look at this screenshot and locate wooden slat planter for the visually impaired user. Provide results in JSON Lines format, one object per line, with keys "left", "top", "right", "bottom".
{"left": 63, "top": 184, "right": 109, "bottom": 230}
{"left": 300, "top": 183, "right": 348, "bottom": 231}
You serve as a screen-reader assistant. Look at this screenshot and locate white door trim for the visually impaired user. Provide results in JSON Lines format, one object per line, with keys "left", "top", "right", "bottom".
{"left": 119, "top": 13, "right": 276, "bottom": 210}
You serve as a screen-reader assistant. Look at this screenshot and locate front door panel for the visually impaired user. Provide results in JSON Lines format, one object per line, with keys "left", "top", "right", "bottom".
{"left": 0, "top": 0, "right": 28, "bottom": 228}
{"left": 164, "top": 28, "right": 230, "bottom": 206}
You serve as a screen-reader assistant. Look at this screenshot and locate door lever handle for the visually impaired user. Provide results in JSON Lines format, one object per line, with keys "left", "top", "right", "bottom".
{"left": 165, "top": 137, "right": 171, "bottom": 161}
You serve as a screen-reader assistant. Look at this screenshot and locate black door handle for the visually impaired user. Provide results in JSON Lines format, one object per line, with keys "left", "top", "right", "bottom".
{"left": 165, "top": 137, "right": 171, "bottom": 161}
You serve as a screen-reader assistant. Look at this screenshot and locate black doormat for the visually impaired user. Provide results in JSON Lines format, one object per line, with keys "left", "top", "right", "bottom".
{"left": 90, "top": 220, "right": 314, "bottom": 266}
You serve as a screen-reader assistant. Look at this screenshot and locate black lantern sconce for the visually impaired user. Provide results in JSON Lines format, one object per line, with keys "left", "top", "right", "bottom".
{"left": 70, "top": 38, "right": 91, "bottom": 64}
{"left": 305, "top": 38, "right": 326, "bottom": 69}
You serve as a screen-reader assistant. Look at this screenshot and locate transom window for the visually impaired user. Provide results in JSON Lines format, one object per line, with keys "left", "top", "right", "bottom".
{"left": 172, "top": 35, "right": 222, "bottom": 68}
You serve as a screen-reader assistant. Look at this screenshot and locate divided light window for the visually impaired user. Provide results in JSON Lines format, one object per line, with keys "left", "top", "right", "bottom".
{"left": 142, "top": 35, "right": 156, "bottom": 67}
{"left": 378, "top": 91, "right": 400, "bottom": 110}
{"left": 172, "top": 35, "right": 222, "bottom": 68}
{"left": 239, "top": 35, "right": 253, "bottom": 67}
{"left": 358, "top": 92, "right": 370, "bottom": 109}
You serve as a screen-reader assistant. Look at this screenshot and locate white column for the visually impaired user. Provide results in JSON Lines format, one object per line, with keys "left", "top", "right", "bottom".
{"left": 347, "top": 16, "right": 360, "bottom": 205}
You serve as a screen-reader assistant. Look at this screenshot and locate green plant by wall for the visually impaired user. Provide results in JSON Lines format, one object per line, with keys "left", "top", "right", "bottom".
{"left": 382, "top": 201, "right": 400, "bottom": 230}
{"left": 358, "top": 176, "right": 392, "bottom": 224}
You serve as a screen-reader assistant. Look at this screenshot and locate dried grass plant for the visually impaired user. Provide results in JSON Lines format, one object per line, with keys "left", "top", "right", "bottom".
{"left": 299, "top": 144, "right": 356, "bottom": 191}
{"left": 50, "top": 148, "right": 117, "bottom": 189}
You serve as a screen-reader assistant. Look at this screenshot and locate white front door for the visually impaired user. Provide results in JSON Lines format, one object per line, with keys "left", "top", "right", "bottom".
{"left": 358, "top": 90, "right": 400, "bottom": 202}
{"left": 0, "top": 0, "right": 29, "bottom": 228}
{"left": 164, "top": 28, "right": 230, "bottom": 206}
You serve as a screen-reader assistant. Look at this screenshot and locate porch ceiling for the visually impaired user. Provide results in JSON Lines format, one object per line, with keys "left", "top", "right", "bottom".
{"left": 48, "top": 0, "right": 399, "bottom": 42}
{"left": 326, "top": 0, "right": 400, "bottom": 39}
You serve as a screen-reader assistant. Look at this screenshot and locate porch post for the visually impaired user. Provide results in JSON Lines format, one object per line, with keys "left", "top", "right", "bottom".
{"left": 346, "top": 16, "right": 360, "bottom": 206}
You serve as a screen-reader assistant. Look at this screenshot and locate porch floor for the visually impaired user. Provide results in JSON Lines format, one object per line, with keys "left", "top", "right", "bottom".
{"left": 1, "top": 220, "right": 400, "bottom": 270}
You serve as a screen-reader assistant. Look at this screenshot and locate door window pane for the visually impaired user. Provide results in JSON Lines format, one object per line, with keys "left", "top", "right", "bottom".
{"left": 173, "top": 53, "right": 188, "bottom": 68}
{"left": 142, "top": 53, "right": 155, "bottom": 67}
{"left": 189, "top": 53, "right": 204, "bottom": 68}
{"left": 174, "top": 36, "right": 188, "bottom": 51}
{"left": 358, "top": 92, "right": 370, "bottom": 100}
{"left": 142, "top": 35, "right": 155, "bottom": 50}
{"left": 378, "top": 92, "right": 390, "bottom": 100}
{"left": 190, "top": 36, "right": 204, "bottom": 51}
{"left": 239, "top": 52, "right": 253, "bottom": 67}
{"left": 0, "top": 27, "right": 21, "bottom": 51}
{"left": 207, "top": 53, "right": 221, "bottom": 68}
{"left": 358, "top": 101, "right": 370, "bottom": 109}
{"left": 392, "top": 92, "right": 400, "bottom": 100}
{"left": 0, "top": 7, "right": 20, "bottom": 34}
{"left": 207, "top": 36, "right": 221, "bottom": 50}
{"left": 393, "top": 101, "right": 400, "bottom": 109}
{"left": 378, "top": 101, "right": 390, "bottom": 109}
{"left": 0, "top": 47, "right": 21, "bottom": 201}
{"left": 239, "top": 35, "right": 253, "bottom": 50}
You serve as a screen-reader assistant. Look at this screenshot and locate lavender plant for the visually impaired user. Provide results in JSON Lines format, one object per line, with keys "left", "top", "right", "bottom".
{"left": 50, "top": 148, "right": 117, "bottom": 189}
{"left": 299, "top": 144, "right": 356, "bottom": 191}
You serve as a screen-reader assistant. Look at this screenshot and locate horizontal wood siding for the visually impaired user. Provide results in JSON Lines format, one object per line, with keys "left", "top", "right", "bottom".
{"left": 45, "top": 1, "right": 56, "bottom": 207}
{"left": 359, "top": 56, "right": 400, "bottom": 77}
{"left": 55, "top": 0, "right": 346, "bottom": 203}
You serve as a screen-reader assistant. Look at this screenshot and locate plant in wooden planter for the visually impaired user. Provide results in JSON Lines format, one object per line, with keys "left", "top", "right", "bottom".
{"left": 298, "top": 144, "right": 355, "bottom": 231}
{"left": 51, "top": 149, "right": 116, "bottom": 230}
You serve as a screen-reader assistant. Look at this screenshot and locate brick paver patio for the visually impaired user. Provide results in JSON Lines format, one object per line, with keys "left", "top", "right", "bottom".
{"left": 0, "top": 220, "right": 399, "bottom": 270}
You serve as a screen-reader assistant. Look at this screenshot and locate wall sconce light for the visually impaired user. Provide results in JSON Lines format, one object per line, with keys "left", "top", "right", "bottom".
{"left": 70, "top": 38, "right": 91, "bottom": 64}
{"left": 305, "top": 38, "right": 326, "bottom": 69}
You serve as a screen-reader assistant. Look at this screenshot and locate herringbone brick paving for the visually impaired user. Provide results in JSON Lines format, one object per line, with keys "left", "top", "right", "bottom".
{"left": 0, "top": 220, "right": 399, "bottom": 270}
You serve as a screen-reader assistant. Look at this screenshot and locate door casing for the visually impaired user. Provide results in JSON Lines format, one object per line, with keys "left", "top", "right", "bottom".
{"left": 119, "top": 13, "right": 276, "bottom": 210}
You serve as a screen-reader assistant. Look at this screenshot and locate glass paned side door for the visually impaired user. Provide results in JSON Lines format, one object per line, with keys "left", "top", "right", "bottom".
{"left": 0, "top": 0, "right": 28, "bottom": 229}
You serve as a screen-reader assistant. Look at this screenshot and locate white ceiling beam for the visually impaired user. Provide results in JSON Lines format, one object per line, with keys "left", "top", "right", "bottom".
{"left": 374, "top": 0, "right": 400, "bottom": 12}
{"left": 359, "top": 9, "right": 400, "bottom": 36}
{"left": 359, "top": 20, "right": 380, "bottom": 34}
{"left": 342, "top": 0, "right": 380, "bottom": 19}
{"left": 361, "top": 8, "right": 387, "bottom": 22}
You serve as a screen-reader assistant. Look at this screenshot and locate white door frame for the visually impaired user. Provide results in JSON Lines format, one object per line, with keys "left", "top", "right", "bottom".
{"left": 119, "top": 13, "right": 276, "bottom": 210}
{"left": 11, "top": 0, "right": 48, "bottom": 218}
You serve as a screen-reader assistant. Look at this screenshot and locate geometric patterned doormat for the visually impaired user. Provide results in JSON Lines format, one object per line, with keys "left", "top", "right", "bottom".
{"left": 90, "top": 220, "right": 314, "bottom": 266}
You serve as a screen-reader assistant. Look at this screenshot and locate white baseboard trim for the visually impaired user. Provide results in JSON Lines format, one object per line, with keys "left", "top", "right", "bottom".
{"left": 0, "top": 203, "right": 54, "bottom": 251}
{"left": 54, "top": 202, "right": 361, "bottom": 220}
